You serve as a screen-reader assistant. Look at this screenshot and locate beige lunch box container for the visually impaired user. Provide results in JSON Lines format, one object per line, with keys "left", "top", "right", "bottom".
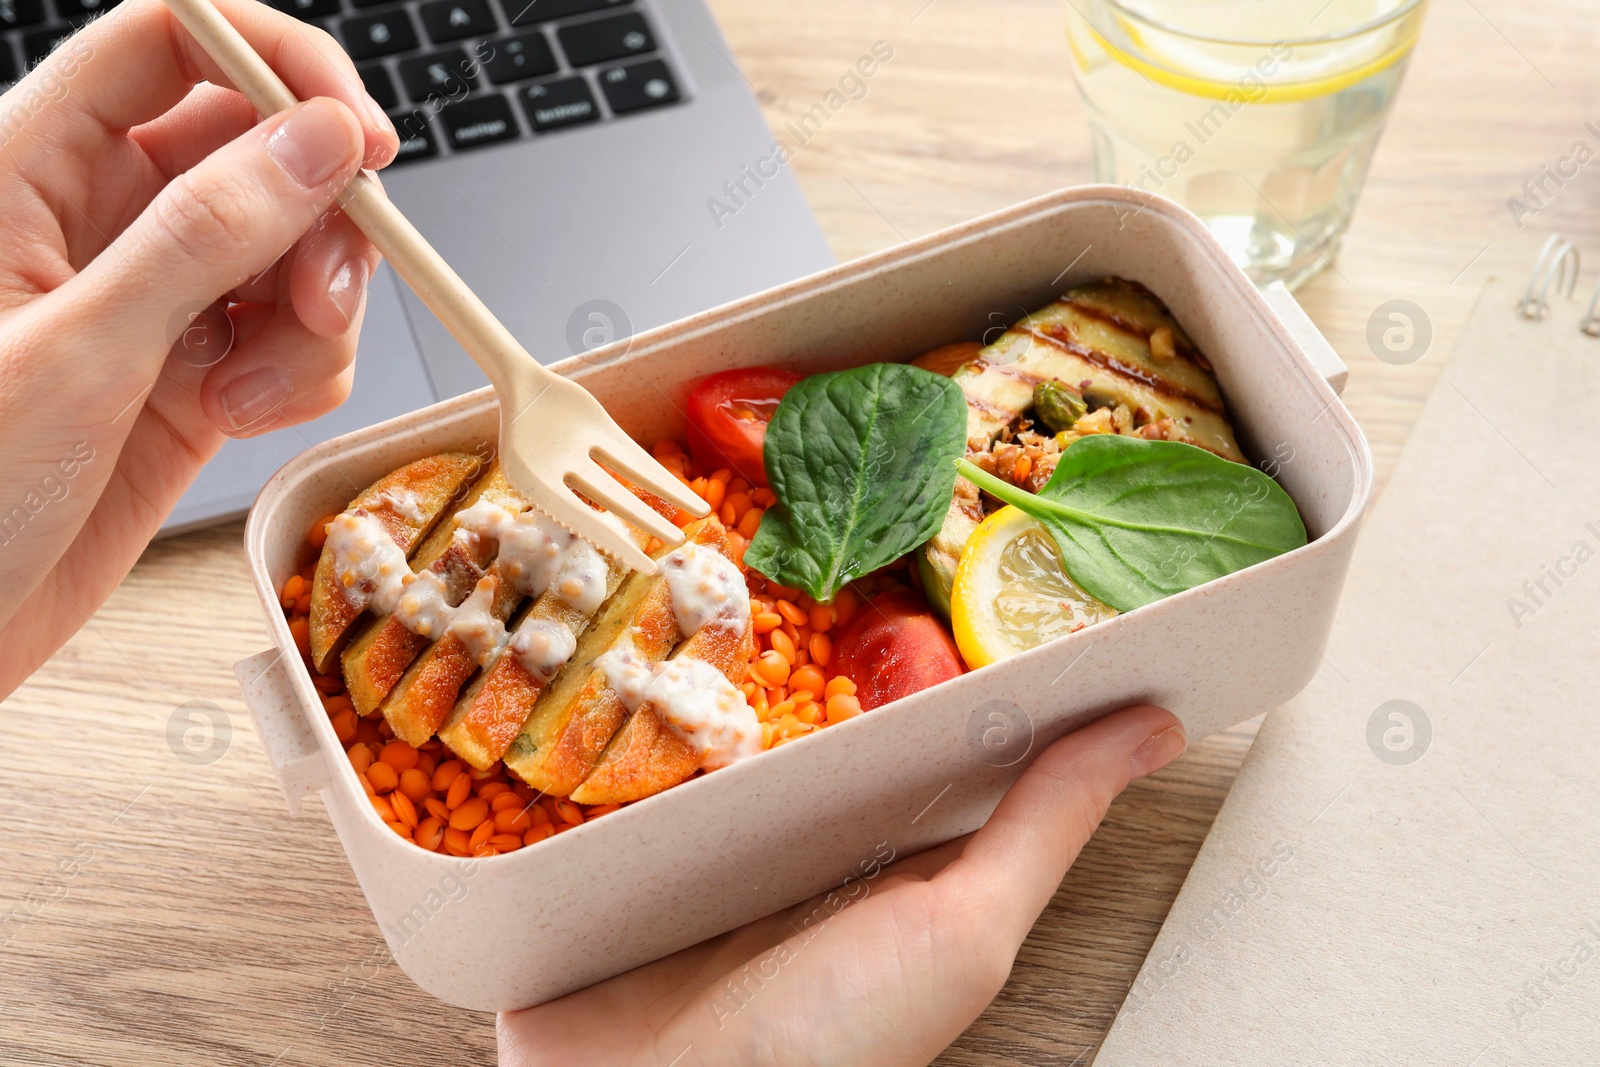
{"left": 235, "top": 186, "right": 1371, "bottom": 1011}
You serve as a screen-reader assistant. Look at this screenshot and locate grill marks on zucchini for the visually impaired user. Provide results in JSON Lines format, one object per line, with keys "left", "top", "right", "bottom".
{"left": 946, "top": 278, "right": 1243, "bottom": 462}
{"left": 917, "top": 278, "right": 1249, "bottom": 614}
{"left": 1022, "top": 324, "right": 1224, "bottom": 414}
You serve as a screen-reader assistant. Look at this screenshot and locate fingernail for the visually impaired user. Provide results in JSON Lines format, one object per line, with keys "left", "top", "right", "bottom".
{"left": 267, "top": 102, "right": 357, "bottom": 189}
{"left": 220, "top": 367, "right": 293, "bottom": 432}
{"left": 362, "top": 97, "right": 398, "bottom": 168}
{"left": 1129, "top": 724, "right": 1187, "bottom": 781}
{"left": 329, "top": 256, "right": 370, "bottom": 329}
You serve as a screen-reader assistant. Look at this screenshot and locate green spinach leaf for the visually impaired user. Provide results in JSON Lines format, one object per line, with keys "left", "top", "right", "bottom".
{"left": 958, "top": 436, "right": 1307, "bottom": 611}
{"left": 746, "top": 363, "right": 967, "bottom": 602}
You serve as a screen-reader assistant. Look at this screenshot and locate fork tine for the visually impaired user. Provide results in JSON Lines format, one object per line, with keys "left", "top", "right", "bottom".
{"left": 591, "top": 435, "right": 711, "bottom": 518}
{"left": 530, "top": 484, "right": 659, "bottom": 574}
{"left": 569, "top": 465, "right": 688, "bottom": 548}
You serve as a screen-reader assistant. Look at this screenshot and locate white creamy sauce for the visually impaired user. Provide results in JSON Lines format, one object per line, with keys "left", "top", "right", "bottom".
{"left": 445, "top": 576, "right": 509, "bottom": 667}
{"left": 597, "top": 641, "right": 761, "bottom": 771}
{"left": 329, "top": 496, "right": 614, "bottom": 663}
{"left": 394, "top": 570, "right": 453, "bottom": 638}
{"left": 326, "top": 511, "right": 411, "bottom": 615}
{"left": 329, "top": 497, "right": 637, "bottom": 686}
{"left": 661, "top": 542, "right": 750, "bottom": 638}
{"left": 595, "top": 643, "right": 656, "bottom": 714}
{"left": 376, "top": 488, "right": 428, "bottom": 523}
{"left": 452, "top": 501, "right": 610, "bottom": 613}
{"left": 508, "top": 619, "right": 577, "bottom": 679}
{"left": 643, "top": 658, "right": 761, "bottom": 770}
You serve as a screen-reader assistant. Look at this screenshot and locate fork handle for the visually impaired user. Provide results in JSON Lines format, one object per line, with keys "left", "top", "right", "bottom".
{"left": 162, "top": 0, "right": 552, "bottom": 403}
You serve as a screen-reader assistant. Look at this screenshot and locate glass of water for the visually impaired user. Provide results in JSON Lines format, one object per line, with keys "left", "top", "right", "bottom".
{"left": 1067, "top": 0, "right": 1429, "bottom": 289}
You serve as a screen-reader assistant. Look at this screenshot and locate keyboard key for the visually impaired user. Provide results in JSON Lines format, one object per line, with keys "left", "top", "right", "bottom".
{"left": 499, "top": 0, "right": 624, "bottom": 28}
{"left": 22, "top": 23, "right": 70, "bottom": 64}
{"left": 358, "top": 64, "right": 398, "bottom": 109}
{"left": 0, "top": 0, "right": 45, "bottom": 29}
{"left": 54, "top": 0, "right": 118, "bottom": 20}
{"left": 340, "top": 10, "right": 418, "bottom": 60}
{"left": 557, "top": 11, "right": 652, "bottom": 67}
{"left": 419, "top": 0, "right": 495, "bottom": 42}
{"left": 481, "top": 31, "right": 554, "bottom": 84}
{"left": 388, "top": 108, "right": 440, "bottom": 163}
{"left": 439, "top": 93, "right": 519, "bottom": 150}
{"left": 597, "top": 58, "right": 678, "bottom": 115}
{"left": 518, "top": 75, "right": 598, "bottom": 131}
{"left": 267, "top": 0, "right": 341, "bottom": 21}
{"left": 0, "top": 41, "right": 16, "bottom": 82}
{"left": 398, "top": 49, "right": 478, "bottom": 103}
{"left": 350, "top": 0, "right": 399, "bottom": 8}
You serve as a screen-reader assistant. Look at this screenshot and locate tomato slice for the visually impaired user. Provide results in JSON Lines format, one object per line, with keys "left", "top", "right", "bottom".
{"left": 684, "top": 368, "right": 803, "bottom": 487}
{"left": 832, "top": 589, "right": 967, "bottom": 710}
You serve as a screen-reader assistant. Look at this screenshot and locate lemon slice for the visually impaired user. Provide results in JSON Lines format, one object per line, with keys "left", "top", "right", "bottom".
{"left": 950, "top": 506, "right": 1117, "bottom": 669}
{"left": 1065, "top": 7, "right": 1425, "bottom": 104}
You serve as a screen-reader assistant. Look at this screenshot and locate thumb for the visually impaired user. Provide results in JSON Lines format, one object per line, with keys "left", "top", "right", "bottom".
{"left": 941, "top": 704, "right": 1186, "bottom": 946}
{"left": 62, "top": 97, "right": 364, "bottom": 376}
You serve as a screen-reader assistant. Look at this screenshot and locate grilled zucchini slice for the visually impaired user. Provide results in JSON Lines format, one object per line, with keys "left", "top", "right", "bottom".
{"left": 951, "top": 279, "right": 1242, "bottom": 461}
{"left": 569, "top": 601, "right": 754, "bottom": 805}
{"left": 915, "top": 278, "right": 1246, "bottom": 613}
{"left": 308, "top": 452, "right": 482, "bottom": 675}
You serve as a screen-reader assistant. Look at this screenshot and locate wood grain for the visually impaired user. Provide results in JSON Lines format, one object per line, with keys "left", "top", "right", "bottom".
{"left": 3, "top": 0, "right": 1597, "bottom": 1063}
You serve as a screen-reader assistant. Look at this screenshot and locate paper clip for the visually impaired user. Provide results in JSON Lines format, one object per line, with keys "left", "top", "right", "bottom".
{"left": 1582, "top": 277, "right": 1600, "bottom": 337}
{"left": 1520, "top": 234, "right": 1579, "bottom": 320}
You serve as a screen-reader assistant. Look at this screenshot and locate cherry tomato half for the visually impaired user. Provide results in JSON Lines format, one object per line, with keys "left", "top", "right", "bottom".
{"left": 832, "top": 589, "right": 967, "bottom": 711}
{"left": 684, "top": 367, "right": 803, "bottom": 487}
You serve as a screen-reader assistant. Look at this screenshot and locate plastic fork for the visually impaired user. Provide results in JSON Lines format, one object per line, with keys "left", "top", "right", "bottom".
{"left": 160, "top": 0, "right": 707, "bottom": 574}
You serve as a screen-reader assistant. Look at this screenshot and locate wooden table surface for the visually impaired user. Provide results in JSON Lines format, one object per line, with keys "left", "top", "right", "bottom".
{"left": 4, "top": 1, "right": 1597, "bottom": 1063}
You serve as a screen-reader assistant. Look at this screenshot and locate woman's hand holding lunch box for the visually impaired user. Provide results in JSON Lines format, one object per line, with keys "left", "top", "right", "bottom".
{"left": 498, "top": 702, "right": 1185, "bottom": 1067}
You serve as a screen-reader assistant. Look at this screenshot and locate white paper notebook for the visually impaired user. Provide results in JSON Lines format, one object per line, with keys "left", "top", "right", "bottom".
{"left": 1094, "top": 270, "right": 1600, "bottom": 1066}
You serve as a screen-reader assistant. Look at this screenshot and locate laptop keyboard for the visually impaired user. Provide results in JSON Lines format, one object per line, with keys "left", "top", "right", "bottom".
{"left": 0, "top": 0, "right": 685, "bottom": 165}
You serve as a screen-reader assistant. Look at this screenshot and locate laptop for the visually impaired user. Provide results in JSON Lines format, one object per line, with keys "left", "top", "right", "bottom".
{"left": 0, "top": 0, "right": 834, "bottom": 528}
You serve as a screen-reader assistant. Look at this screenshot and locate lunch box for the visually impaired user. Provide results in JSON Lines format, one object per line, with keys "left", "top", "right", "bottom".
{"left": 236, "top": 185, "right": 1371, "bottom": 1011}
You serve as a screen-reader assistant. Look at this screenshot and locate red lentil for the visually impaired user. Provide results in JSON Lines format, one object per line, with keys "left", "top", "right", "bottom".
{"left": 495, "top": 807, "right": 533, "bottom": 835}
{"left": 449, "top": 798, "right": 489, "bottom": 832}
{"left": 330, "top": 709, "right": 358, "bottom": 742}
{"left": 774, "top": 599, "right": 808, "bottom": 627}
{"left": 347, "top": 744, "right": 374, "bottom": 775}
{"left": 415, "top": 818, "right": 445, "bottom": 851}
{"left": 390, "top": 790, "right": 419, "bottom": 829}
{"left": 431, "top": 759, "right": 464, "bottom": 793}
{"left": 826, "top": 693, "right": 863, "bottom": 723}
{"left": 380, "top": 741, "right": 418, "bottom": 773}
{"left": 398, "top": 768, "right": 432, "bottom": 802}
{"left": 366, "top": 762, "right": 399, "bottom": 794}
{"left": 445, "top": 773, "right": 472, "bottom": 810}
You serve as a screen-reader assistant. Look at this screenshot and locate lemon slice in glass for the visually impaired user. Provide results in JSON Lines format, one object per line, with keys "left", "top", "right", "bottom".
{"left": 950, "top": 506, "right": 1117, "bottom": 669}
{"left": 1066, "top": 2, "right": 1426, "bottom": 105}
